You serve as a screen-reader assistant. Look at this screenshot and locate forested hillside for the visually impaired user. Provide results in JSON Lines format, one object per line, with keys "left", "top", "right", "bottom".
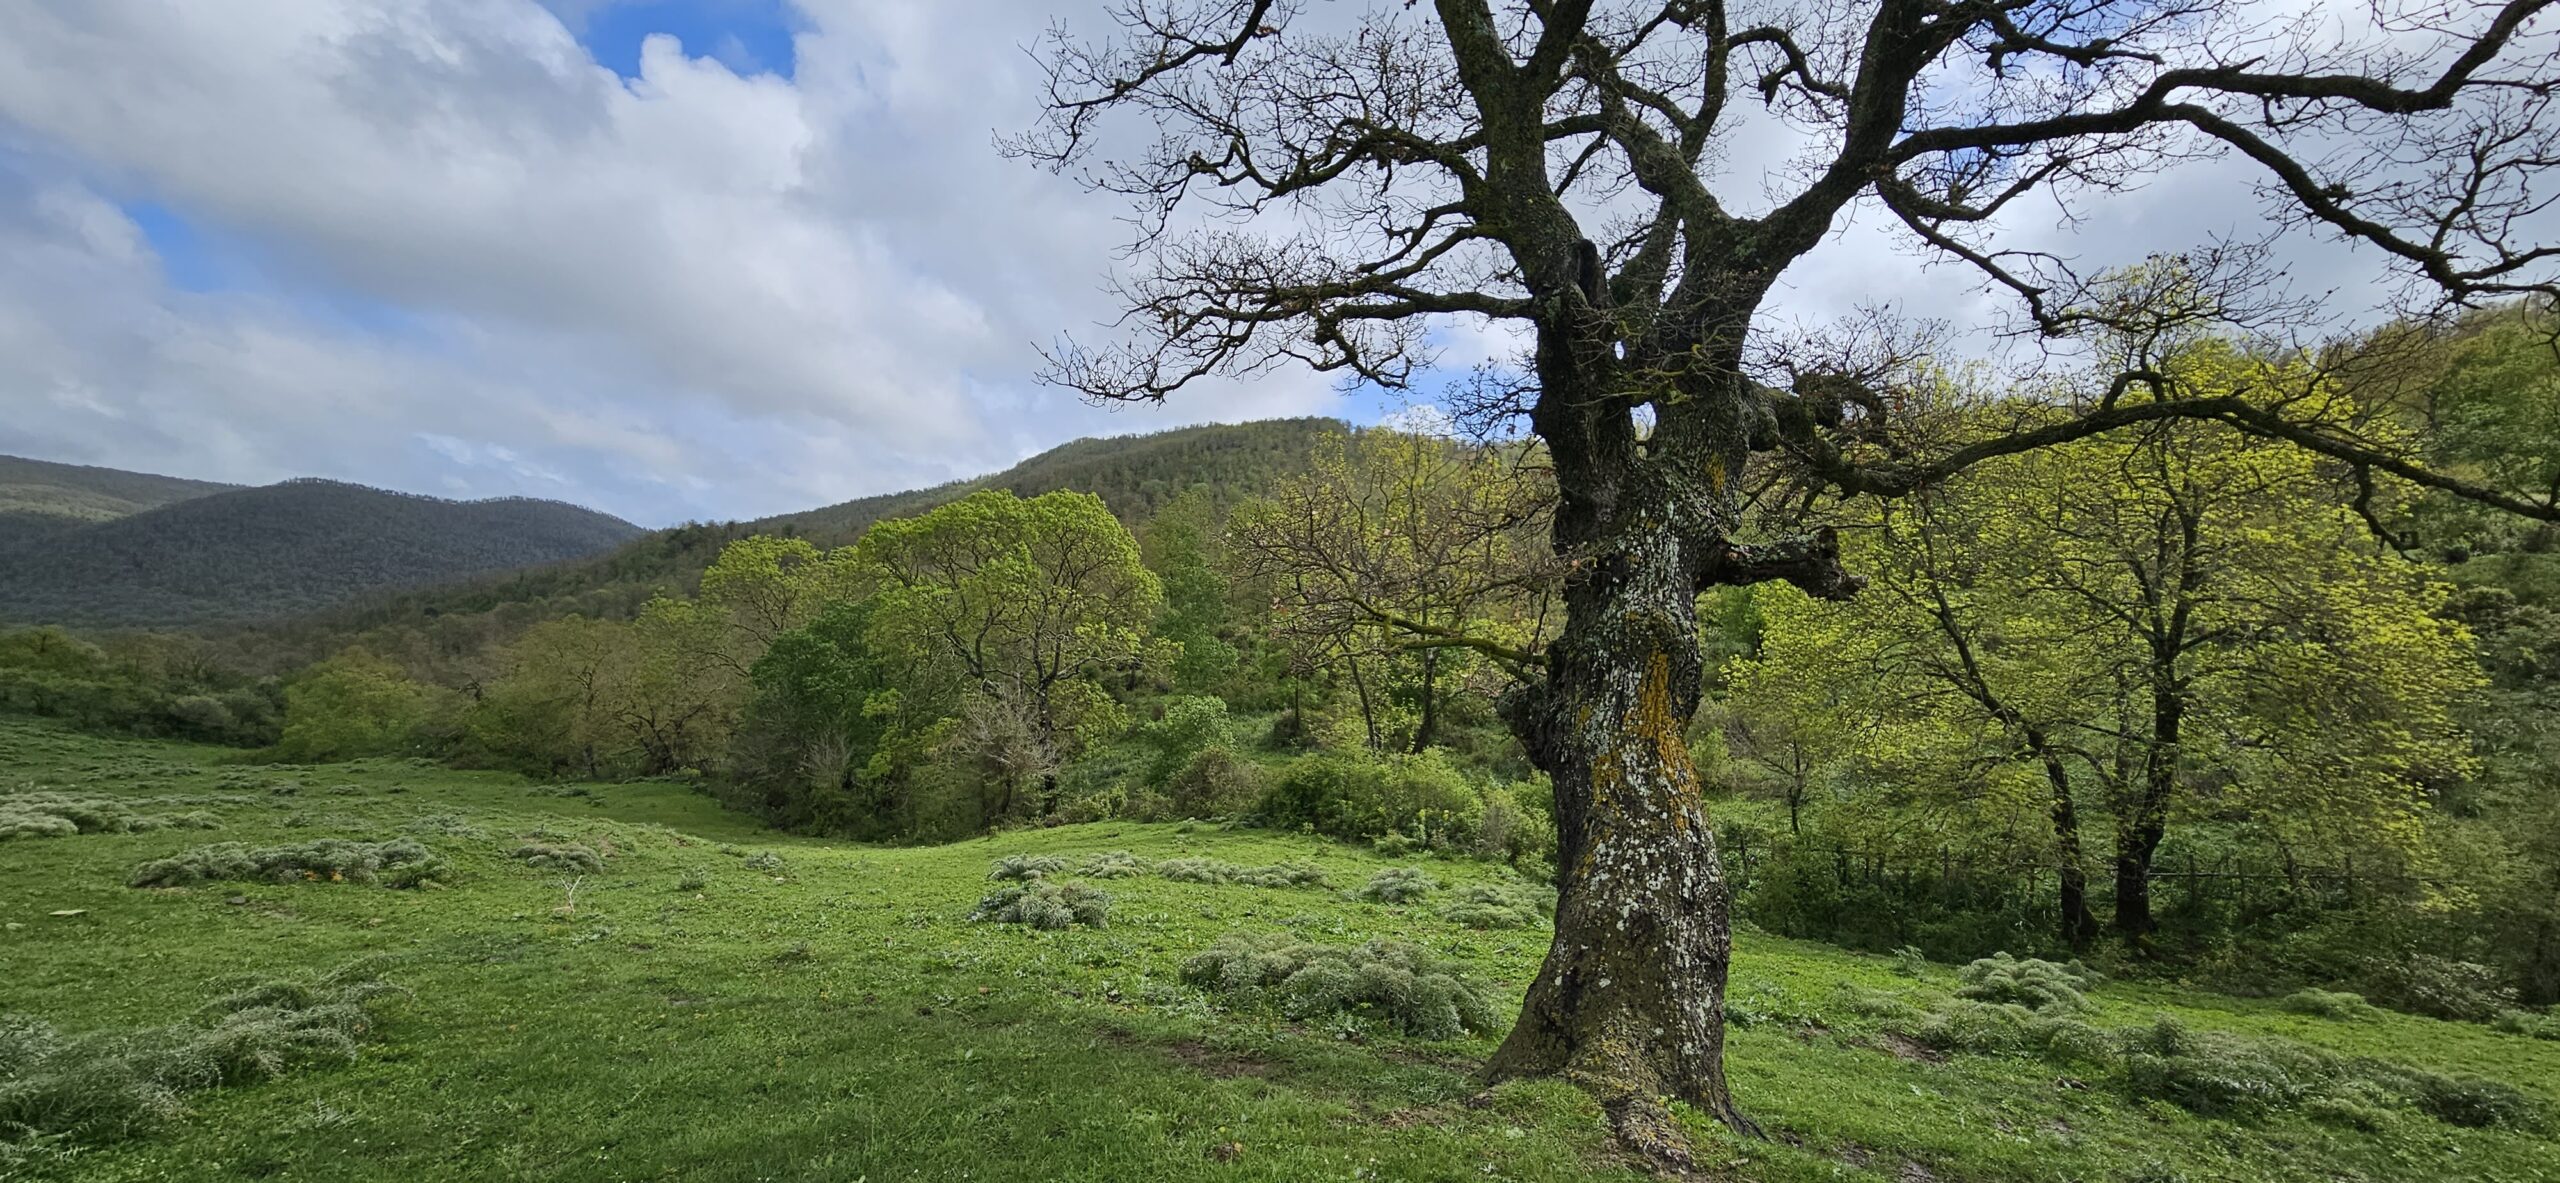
{"left": 0, "top": 480, "right": 642, "bottom": 628}
{"left": 206, "top": 418, "right": 1347, "bottom": 679}
{"left": 0, "top": 453, "right": 236, "bottom": 552}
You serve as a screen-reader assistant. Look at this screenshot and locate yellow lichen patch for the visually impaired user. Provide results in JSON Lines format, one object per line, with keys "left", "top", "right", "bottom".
{"left": 1629, "top": 652, "right": 1701, "bottom": 806}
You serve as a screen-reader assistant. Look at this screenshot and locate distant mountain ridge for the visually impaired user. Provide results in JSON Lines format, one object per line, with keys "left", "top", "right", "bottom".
{"left": 0, "top": 453, "right": 240, "bottom": 552}
{"left": 0, "top": 474, "right": 644, "bottom": 628}
{"left": 204, "top": 417, "right": 1350, "bottom": 675}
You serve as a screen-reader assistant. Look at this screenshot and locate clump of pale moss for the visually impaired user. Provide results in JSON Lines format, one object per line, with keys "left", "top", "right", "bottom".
{"left": 128, "top": 839, "right": 451, "bottom": 889}
{"left": 989, "top": 854, "right": 1071, "bottom": 881}
{"left": 1076, "top": 851, "right": 1149, "bottom": 878}
{"left": 1437, "top": 879, "right": 1553, "bottom": 929}
{"left": 971, "top": 881, "right": 1111, "bottom": 930}
{"left": 1180, "top": 931, "right": 1500, "bottom": 1039}
{"left": 1953, "top": 952, "right": 2097, "bottom": 1013}
{"left": 1355, "top": 866, "right": 1439, "bottom": 905}
{"left": 0, "top": 794, "right": 220, "bottom": 841}
{"left": 0, "top": 962, "right": 405, "bottom": 1171}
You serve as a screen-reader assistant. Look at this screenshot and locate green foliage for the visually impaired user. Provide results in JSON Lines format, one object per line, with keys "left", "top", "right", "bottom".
{"left": 0, "top": 628, "right": 279, "bottom": 747}
{"left": 1356, "top": 866, "right": 1439, "bottom": 905}
{"left": 970, "top": 881, "right": 1111, "bottom": 930}
{"left": 1437, "top": 879, "right": 1553, "bottom": 929}
{"left": 990, "top": 854, "right": 1070, "bottom": 881}
{"left": 1256, "top": 749, "right": 1495, "bottom": 847}
{"left": 2281, "top": 989, "right": 2380, "bottom": 1021}
{"left": 2492, "top": 1007, "right": 2560, "bottom": 1039}
{"left": 271, "top": 650, "right": 438, "bottom": 763}
{"left": 1912, "top": 1000, "right": 2113, "bottom": 1064}
{"left": 2358, "top": 954, "right": 2519, "bottom": 1022}
{"left": 1954, "top": 953, "right": 2096, "bottom": 1013}
{"left": 511, "top": 843, "right": 605, "bottom": 875}
{"left": 1180, "top": 931, "right": 1501, "bottom": 1038}
{"left": 128, "top": 839, "right": 451, "bottom": 889}
{"left": 0, "top": 962, "right": 402, "bottom": 1168}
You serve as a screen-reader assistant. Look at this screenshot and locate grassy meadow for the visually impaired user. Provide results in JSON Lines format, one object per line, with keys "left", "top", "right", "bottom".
{"left": 4, "top": 716, "right": 2556, "bottom": 1182}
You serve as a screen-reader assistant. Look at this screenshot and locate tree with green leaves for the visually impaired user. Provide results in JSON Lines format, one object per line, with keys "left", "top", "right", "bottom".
{"left": 272, "top": 649, "right": 438, "bottom": 763}
{"left": 1015, "top": 0, "right": 2560, "bottom": 1148}
{"left": 853, "top": 490, "right": 1162, "bottom": 761}
{"left": 1232, "top": 429, "right": 1554, "bottom": 751}
{"left": 1735, "top": 346, "right": 2483, "bottom": 947}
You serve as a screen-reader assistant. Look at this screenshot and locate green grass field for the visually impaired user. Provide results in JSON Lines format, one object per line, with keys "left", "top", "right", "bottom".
{"left": 4, "top": 716, "right": 2556, "bottom": 1182}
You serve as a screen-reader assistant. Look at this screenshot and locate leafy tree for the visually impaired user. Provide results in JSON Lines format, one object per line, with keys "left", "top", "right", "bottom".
{"left": 1736, "top": 348, "right": 2482, "bottom": 947}
{"left": 1016, "top": 0, "right": 2560, "bottom": 1147}
{"left": 272, "top": 649, "right": 437, "bottom": 762}
{"left": 727, "top": 601, "right": 909, "bottom": 836}
{"left": 853, "top": 490, "right": 1162, "bottom": 746}
{"left": 1141, "top": 487, "right": 1241, "bottom": 692}
{"left": 1233, "top": 430, "right": 1554, "bottom": 751}
{"left": 466, "top": 616, "right": 634, "bottom": 778}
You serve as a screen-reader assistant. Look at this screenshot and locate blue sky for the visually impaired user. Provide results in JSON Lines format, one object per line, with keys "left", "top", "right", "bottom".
{"left": 0, "top": 0, "right": 2444, "bottom": 527}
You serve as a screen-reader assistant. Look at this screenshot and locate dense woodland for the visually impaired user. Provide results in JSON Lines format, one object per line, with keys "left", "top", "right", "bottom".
{"left": 0, "top": 479, "right": 642, "bottom": 628}
{"left": 7, "top": 309, "right": 2560, "bottom": 1034}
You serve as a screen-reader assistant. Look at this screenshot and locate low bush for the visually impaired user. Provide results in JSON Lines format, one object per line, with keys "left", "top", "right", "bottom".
{"left": 511, "top": 843, "right": 604, "bottom": 875}
{"left": 128, "top": 839, "right": 451, "bottom": 889}
{"left": 1913, "top": 1000, "right": 2113, "bottom": 1064}
{"left": 0, "top": 962, "right": 403, "bottom": 1170}
{"left": 1357, "top": 867, "right": 1439, "bottom": 905}
{"left": 990, "top": 854, "right": 1070, "bottom": 881}
{"left": 2279, "top": 989, "right": 2378, "bottom": 1020}
{"left": 742, "top": 851, "right": 785, "bottom": 873}
{"left": 2356, "top": 954, "right": 2517, "bottom": 1023}
{"left": 2112, "top": 1016, "right": 2539, "bottom": 1128}
{"left": 1180, "top": 931, "right": 1500, "bottom": 1039}
{"left": 971, "top": 881, "right": 1111, "bottom": 930}
{"left": 1438, "top": 880, "right": 1553, "bottom": 929}
{"left": 1953, "top": 953, "right": 2096, "bottom": 1013}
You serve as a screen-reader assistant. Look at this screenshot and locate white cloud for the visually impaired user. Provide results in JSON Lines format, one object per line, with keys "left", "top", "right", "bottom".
{"left": 0, "top": 0, "right": 1341, "bottom": 524}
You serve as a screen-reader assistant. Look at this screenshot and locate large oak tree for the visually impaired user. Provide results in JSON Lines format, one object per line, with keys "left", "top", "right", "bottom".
{"left": 1011, "top": 0, "right": 2560, "bottom": 1158}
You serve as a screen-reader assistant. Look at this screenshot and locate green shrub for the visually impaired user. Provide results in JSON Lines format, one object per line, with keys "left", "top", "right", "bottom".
{"left": 1891, "top": 945, "right": 1931, "bottom": 978}
{"left": 2358, "top": 954, "right": 2517, "bottom": 1022}
{"left": 1180, "top": 931, "right": 1500, "bottom": 1038}
{"left": 2119, "top": 1017, "right": 2326, "bottom": 1117}
{"left": 2491, "top": 1006, "right": 2560, "bottom": 1040}
{"left": 971, "top": 881, "right": 1111, "bottom": 930}
{"left": 1077, "top": 851, "right": 1149, "bottom": 878}
{"left": 1357, "top": 866, "right": 1439, "bottom": 904}
{"left": 512, "top": 843, "right": 604, "bottom": 874}
{"left": 1834, "top": 986, "right": 1924, "bottom": 1024}
{"left": 1953, "top": 952, "right": 2095, "bottom": 1012}
{"left": 742, "top": 851, "right": 785, "bottom": 873}
{"left": 1438, "top": 880, "right": 1553, "bottom": 930}
{"left": 403, "top": 812, "right": 486, "bottom": 839}
{"left": 1372, "top": 832, "right": 1420, "bottom": 858}
{"left": 2280, "top": 989, "right": 2377, "bottom": 1020}
{"left": 128, "top": 839, "right": 451, "bottom": 889}
{"left": 675, "top": 869, "right": 709, "bottom": 892}
{"left": 990, "top": 854, "right": 1070, "bottom": 881}
{"left": 0, "top": 962, "right": 402, "bottom": 1163}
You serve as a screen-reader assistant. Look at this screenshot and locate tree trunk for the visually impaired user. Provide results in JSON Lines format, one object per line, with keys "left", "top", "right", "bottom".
{"left": 2029, "top": 742, "right": 2098, "bottom": 950}
{"left": 2116, "top": 653, "right": 2183, "bottom": 943}
{"left": 1488, "top": 520, "right": 1752, "bottom": 1158}
{"left": 1411, "top": 648, "right": 1440, "bottom": 753}
{"left": 2113, "top": 813, "right": 2166, "bottom": 940}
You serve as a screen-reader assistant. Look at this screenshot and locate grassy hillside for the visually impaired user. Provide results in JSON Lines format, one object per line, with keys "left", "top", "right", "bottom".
{"left": 4, "top": 717, "right": 2555, "bottom": 1182}
{"left": 210, "top": 418, "right": 1345, "bottom": 676}
{"left": 0, "top": 454, "right": 237, "bottom": 553}
{"left": 0, "top": 481, "right": 643, "bottom": 630}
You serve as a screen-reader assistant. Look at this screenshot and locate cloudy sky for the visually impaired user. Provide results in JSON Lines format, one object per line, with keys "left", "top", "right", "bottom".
{"left": 0, "top": 0, "right": 2437, "bottom": 526}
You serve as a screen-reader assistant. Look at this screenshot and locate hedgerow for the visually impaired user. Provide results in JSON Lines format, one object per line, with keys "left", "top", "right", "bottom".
{"left": 127, "top": 839, "right": 451, "bottom": 889}
{"left": 1180, "top": 931, "right": 1500, "bottom": 1039}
